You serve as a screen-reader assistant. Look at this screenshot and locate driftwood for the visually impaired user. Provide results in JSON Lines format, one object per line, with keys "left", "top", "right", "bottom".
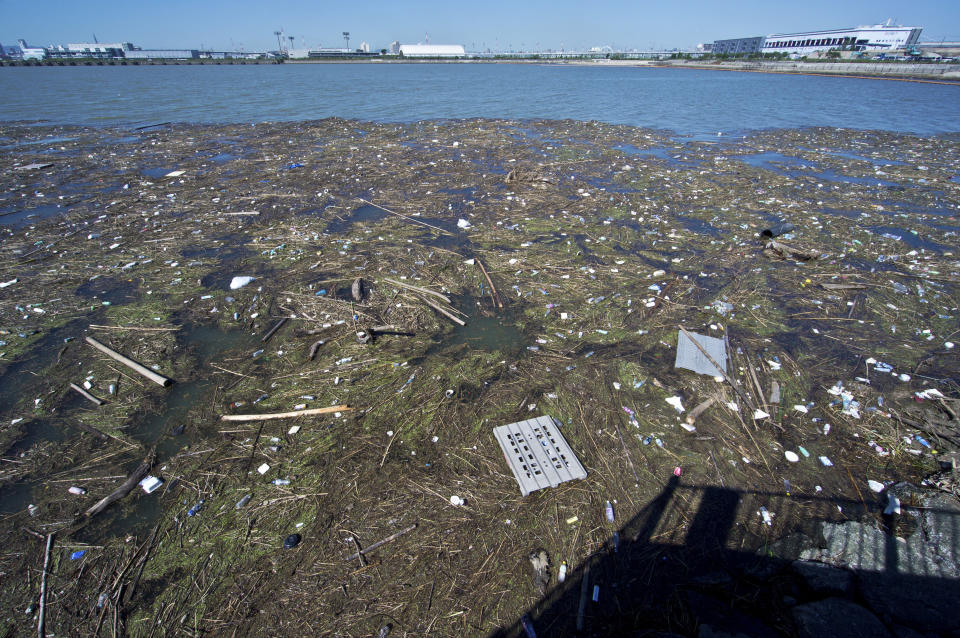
{"left": 221, "top": 405, "right": 352, "bottom": 422}
{"left": 763, "top": 240, "right": 821, "bottom": 262}
{"left": 686, "top": 397, "right": 717, "bottom": 425}
{"left": 383, "top": 277, "right": 451, "bottom": 303}
{"left": 343, "top": 524, "right": 417, "bottom": 561}
{"left": 37, "top": 532, "right": 54, "bottom": 638}
{"left": 64, "top": 419, "right": 109, "bottom": 440}
{"left": 418, "top": 295, "right": 466, "bottom": 326}
{"left": 261, "top": 317, "right": 289, "bottom": 343}
{"left": 356, "top": 198, "right": 455, "bottom": 236}
{"left": 70, "top": 383, "right": 105, "bottom": 406}
{"left": 475, "top": 257, "right": 504, "bottom": 309}
{"left": 308, "top": 339, "right": 324, "bottom": 361}
{"left": 85, "top": 336, "right": 173, "bottom": 387}
{"left": 351, "top": 277, "right": 366, "bottom": 302}
{"left": 85, "top": 451, "right": 155, "bottom": 517}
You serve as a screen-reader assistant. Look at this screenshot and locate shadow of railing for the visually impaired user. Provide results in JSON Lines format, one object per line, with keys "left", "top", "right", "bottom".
{"left": 489, "top": 477, "right": 960, "bottom": 637}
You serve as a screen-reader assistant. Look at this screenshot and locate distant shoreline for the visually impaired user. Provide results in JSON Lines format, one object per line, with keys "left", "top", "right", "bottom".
{"left": 2, "top": 56, "right": 959, "bottom": 83}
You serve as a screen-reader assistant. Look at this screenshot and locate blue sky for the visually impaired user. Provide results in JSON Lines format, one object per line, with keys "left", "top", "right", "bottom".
{"left": 2, "top": 0, "right": 957, "bottom": 52}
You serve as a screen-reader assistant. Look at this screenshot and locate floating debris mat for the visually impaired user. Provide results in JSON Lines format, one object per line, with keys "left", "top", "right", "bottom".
{"left": 493, "top": 415, "right": 587, "bottom": 496}
{"left": 675, "top": 330, "right": 727, "bottom": 377}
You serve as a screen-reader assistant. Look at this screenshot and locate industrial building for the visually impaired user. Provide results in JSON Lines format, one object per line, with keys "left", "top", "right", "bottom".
{"left": 762, "top": 24, "right": 922, "bottom": 55}
{"left": 712, "top": 23, "right": 923, "bottom": 57}
{"left": 48, "top": 42, "right": 134, "bottom": 58}
{"left": 398, "top": 44, "right": 465, "bottom": 57}
{"left": 712, "top": 37, "right": 764, "bottom": 55}
{"left": 124, "top": 49, "right": 199, "bottom": 60}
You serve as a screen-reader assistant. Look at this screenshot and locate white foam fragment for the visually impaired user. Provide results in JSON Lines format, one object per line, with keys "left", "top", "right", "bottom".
{"left": 665, "top": 396, "right": 685, "bottom": 413}
{"left": 230, "top": 276, "right": 255, "bottom": 290}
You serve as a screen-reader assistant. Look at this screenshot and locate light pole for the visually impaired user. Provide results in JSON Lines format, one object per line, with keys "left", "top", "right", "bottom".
{"left": 343, "top": 32, "right": 350, "bottom": 50}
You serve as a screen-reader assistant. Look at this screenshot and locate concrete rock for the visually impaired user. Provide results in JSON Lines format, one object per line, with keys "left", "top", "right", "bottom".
{"left": 792, "top": 598, "right": 892, "bottom": 638}
{"left": 791, "top": 560, "right": 853, "bottom": 596}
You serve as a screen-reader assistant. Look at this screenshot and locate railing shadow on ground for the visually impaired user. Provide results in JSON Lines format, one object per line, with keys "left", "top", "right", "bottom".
{"left": 488, "top": 476, "right": 960, "bottom": 637}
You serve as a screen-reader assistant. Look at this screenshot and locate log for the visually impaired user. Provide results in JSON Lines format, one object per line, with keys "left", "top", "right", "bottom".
{"left": 85, "top": 337, "right": 173, "bottom": 387}
{"left": 220, "top": 405, "right": 352, "bottom": 422}
{"left": 418, "top": 295, "right": 466, "bottom": 326}
{"left": 85, "top": 452, "right": 155, "bottom": 517}
{"left": 70, "top": 383, "right": 105, "bottom": 406}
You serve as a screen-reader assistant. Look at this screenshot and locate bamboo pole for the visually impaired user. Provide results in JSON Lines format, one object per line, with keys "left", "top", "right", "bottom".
{"left": 356, "top": 198, "right": 455, "bottom": 236}
{"left": 220, "top": 405, "right": 352, "bottom": 422}
{"left": 418, "top": 295, "right": 466, "bottom": 326}
{"left": 475, "top": 257, "right": 503, "bottom": 309}
{"left": 85, "top": 337, "right": 173, "bottom": 387}
{"left": 70, "top": 383, "right": 105, "bottom": 406}
{"left": 37, "top": 532, "right": 54, "bottom": 638}
{"left": 383, "top": 277, "right": 451, "bottom": 304}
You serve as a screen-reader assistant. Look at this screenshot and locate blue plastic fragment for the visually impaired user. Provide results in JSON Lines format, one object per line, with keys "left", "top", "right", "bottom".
{"left": 70, "top": 550, "right": 86, "bottom": 560}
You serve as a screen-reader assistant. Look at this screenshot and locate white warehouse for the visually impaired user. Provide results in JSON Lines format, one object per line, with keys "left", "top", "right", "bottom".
{"left": 762, "top": 24, "right": 922, "bottom": 56}
{"left": 398, "top": 44, "right": 465, "bottom": 57}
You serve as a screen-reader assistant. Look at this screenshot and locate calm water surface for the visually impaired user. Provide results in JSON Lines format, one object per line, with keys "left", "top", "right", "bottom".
{"left": 1, "top": 64, "right": 958, "bottom": 136}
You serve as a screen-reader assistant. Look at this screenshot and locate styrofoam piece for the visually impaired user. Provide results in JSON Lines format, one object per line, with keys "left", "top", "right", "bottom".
{"left": 139, "top": 475, "right": 163, "bottom": 494}
{"left": 493, "top": 415, "right": 587, "bottom": 497}
{"left": 675, "top": 330, "right": 727, "bottom": 377}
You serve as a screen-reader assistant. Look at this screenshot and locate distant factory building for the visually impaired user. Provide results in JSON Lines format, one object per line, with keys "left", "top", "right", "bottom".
{"left": 712, "top": 37, "right": 764, "bottom": 55}
{"left": 761, "top": 24, "right": 922, "bottom": 55}
{"left": 389, "top": 41, "right": 401, "bottom": 55}
{"left": 124, "top": 49, "right": 199, "bottom": 60}
{"left": 398, "top": 44, "right": 465, "bottom": 57}
{"left": 712, "top": 23, "right": 923, "bottom": 58}
{"left": 48, "top": 42, "right": 133, "bottom": 58}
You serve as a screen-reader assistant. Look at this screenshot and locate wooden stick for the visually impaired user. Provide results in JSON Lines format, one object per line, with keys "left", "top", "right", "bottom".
{"left": 356, "top": 198, "right": 455, "bottom": 236}
{"left": 220, "top": 405, "right": 352, "bottom": 422}
{"left": 383, "top": 277, "right": 451, "bottom": 303}
{"left": 475, "top": 258, "right": 503, "bottom": 309}
{"left": 88, "top": 325, "right": 179, "bottom": 332}
{"left": 70, "top": 383, "right": 105, "bottom": 406}
{"left": 37, "top": 532, "right": 54, "bottom": 638}
{"left": 678, "top": 326, "right": 755, "bottom": 411}
{"left": 418, "top": 295, "right": 466, "bottom": 326}
{"left": 261, "top": 317, "right": 289, "bottom": 343}
{"left": 85, "top": 337, "right": 173, "bottom": 387}
{"left": 85, "top": 452, "right": 154, "bottom": 517}
{"left": 343, "top": 524, "right": 417, "bottom": 561}
{"left": 686, "top": 397, "right": 716, "bottom": 425}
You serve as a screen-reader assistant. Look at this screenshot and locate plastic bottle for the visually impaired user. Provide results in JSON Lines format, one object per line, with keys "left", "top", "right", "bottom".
{"left": 187, "top": 500, "right": 204, "bottom": 517}
{"left": 604, "top": 500, "right": 615, "bottom": 523}
{"left": 235, "top": 494, "right": 251, "bottom": 509}
{"left": 272, "top": 478, "right": 290, "bottom": 485}
{"left": 558, "top": 561, "right": 567, "bottom": 583}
